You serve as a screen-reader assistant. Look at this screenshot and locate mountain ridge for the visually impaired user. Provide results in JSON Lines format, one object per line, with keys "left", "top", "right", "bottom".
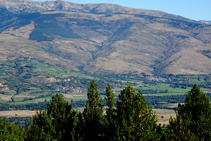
{"left": 0, "top": 1, "right": 211, "bottom": 75}
{"left": 0, "top": 0, "right": 196, "bottom": 23}
{"left": 199, "top": 20, "right": 211, "bottom": 25}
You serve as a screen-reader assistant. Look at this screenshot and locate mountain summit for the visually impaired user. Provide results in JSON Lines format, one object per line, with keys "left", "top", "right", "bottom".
{"left": 0, "top": 0, "right": 192, "bottom": 21}
{"left": 0, "top": 0, "right": 211, "bottom": 75}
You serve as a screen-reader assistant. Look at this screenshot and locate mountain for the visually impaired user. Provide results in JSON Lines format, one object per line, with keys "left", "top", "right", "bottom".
{"left": 0, "top": 0, "right": 196, "bottom": 20}
{"left": 0, "top": 0, "right": 211, "bottom": 76}
{"left": 199, "top": 20, "right": 211, "bottom": 25}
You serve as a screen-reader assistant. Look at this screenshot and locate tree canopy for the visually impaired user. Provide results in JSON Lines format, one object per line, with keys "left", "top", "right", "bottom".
{"left": 1, "top": 82, "right": 211, "bottom": 140}
{"left": 114, "top": 84, "right": 160, "bottom": 140}
{"left": 168, "top": 84, "right": 211, "bottom": 140}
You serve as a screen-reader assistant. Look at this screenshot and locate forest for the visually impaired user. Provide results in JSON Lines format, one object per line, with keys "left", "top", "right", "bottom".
{"left": 1, "top": 80, "right": 211, "bottom": 140}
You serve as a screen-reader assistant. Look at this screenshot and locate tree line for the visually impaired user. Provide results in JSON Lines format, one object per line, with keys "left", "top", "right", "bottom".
{"left": 1, "top": 80, "right": 211, "bottom": 140}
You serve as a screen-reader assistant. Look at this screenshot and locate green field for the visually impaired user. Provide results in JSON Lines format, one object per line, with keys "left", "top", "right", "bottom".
{"left": 0, "top": 58, "right": 211, "bottom": 107}
{"left": 153, "top": 109, "right": 175, "bottom": 115}
{"left": 0, "top": 59, "right": 95, "bottom": 104}
{"left": 138, "top": 83, "right": 191, "bottom": 95}
{"left": 0, "top": 97, "right": 6, "bottom": 103}
{"left": 72, "top": 96, "right": 87, "bottom": 101}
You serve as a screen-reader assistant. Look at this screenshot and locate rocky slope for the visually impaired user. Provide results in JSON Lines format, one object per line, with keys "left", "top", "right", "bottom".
{"left": 0, "top": 0, "right": 211, "bottom": 75}
{"left": 0, "top": 0, "right": 194, "bottom": 22}
{"left": 199, "top": 20, "right": 211, "bottom": 25}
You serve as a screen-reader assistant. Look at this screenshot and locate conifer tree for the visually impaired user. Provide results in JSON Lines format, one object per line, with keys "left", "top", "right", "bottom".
{"left": 0, "top": 117, "right": 23, "bottom": 141}
{"left": 168, "top": 84, "right": 211, "bottom": 140}
{"left": 83, "top": 80, "right": 105, "bottom": 140}
{"left": 25, "top": 93, "right": 81, "bottom": 141}
{"left": 165, "top": 116, "right": 196, "bottom": 141}
{"left": 105, "top": 83, "right": 115, "bottom": 116}
{"left": 114, "top": 84, "right": 160, "bottom": 140}
{"left": 104, "top": 83, "right": 116, "bottom": 140}
{"left": 24, "top": 108, "right": 52, "bottom": 141}
{"left": 46, "top": 93, "right": 80, "bottom": 140}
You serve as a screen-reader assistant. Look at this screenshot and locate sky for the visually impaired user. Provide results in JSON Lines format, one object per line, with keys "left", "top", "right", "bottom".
{"left": 34, "top": 0, "right": 211, "bottom": 21}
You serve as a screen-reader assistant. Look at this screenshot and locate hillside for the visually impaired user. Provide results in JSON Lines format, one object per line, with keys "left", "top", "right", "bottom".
{"left": 0, "top": 0, "right": 211, "bottom": 76}
{"left": 0, "top": 0, "right": 197, "bottom": 21}
{"left": 200, "top": 20, "right": 211, "bottom": 25}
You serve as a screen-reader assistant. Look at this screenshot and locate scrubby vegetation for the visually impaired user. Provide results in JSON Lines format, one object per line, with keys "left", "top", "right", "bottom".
{"left": 1, "top": 81, "right": 211, "bottom": 140}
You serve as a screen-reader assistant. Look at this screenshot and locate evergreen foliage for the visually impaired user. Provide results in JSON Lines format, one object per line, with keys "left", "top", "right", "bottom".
{"left": 2, "top": 82, "right": 211, "bottom": 140}
{"left": 114, "top": 84, "right": 160, "bottom": 140}
{"left": 83, "top": 80, "right": 105, "bottom": 140}
{"left": 105, "top": 83, "right": 115, "bottom": 116}
{"left": 168, "top": 84, "right": 211, "bottom": 140}
{"left": 0, "top": 117, "right": 23, "bottom": 141}
{"left": 104, "top": 83, "right": 116, "bottom": 141}
{"left": 24, "top": 93, "right": 81, "bottom": 141}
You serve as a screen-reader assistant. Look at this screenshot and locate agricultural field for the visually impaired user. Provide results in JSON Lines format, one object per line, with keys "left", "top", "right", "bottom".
{"left": 139, "top": 83, "right": 191, "bottom": 95}
{"left": 154, "top": 109, "right": 176, "bottom": 126}
{"left": 0, "top": 110, "right": 37, "bottom": 117}
{"left": 1, "top": 58, "right": 211, "bottom": 116}
{"left": 0, "top": 58, "right": 94, "bottom": 104}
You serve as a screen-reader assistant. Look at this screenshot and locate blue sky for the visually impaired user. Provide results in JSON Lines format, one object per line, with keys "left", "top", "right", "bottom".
{"left": 34, "top": 0, "right": 211, "bottom": 21}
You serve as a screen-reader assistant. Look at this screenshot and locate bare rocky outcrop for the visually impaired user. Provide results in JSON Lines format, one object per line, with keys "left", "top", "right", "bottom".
{"left": 199, "top": 20, "right": 211, "bottom": 25}
{"left": 0, "top": 0, "right": 192, "bottom": 22}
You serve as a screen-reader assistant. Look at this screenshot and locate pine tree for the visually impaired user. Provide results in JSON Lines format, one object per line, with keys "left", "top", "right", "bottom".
{"left": 0, "top": 117, "right": 24, "bottom": 141}
{"left": 83, "top": 80, "right": 105, "bottom": 140}
{"left": 165, "top": 116, "right": 196, "bottom": 141}
{"left": 24, "top": 93, "right": 81, "bottom": 141}
{"left": 104, "top": 83, "right": 116, "bottom": 140}
{"left": 105, "top": 83, "right": 115, "bottom": 116}
{"left": 114, "top": 84, "right": 160, "bottom": 140}
{"left": 23, "top": 109, "right": 52, "bottom": 141}
{"left": 168, "top": 84, "right": 211, "bottom": 140}
{"left": 46, "top": 93, "right": 79, "bottom": 140}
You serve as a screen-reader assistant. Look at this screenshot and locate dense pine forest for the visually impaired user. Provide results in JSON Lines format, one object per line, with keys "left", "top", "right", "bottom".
{"left": 1, "top": 80, "right": 211, "bottom": 140}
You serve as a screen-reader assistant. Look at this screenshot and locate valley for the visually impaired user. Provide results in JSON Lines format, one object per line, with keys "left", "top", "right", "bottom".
{"left": 0, "top": 0, "right": 211, "bottom": 131}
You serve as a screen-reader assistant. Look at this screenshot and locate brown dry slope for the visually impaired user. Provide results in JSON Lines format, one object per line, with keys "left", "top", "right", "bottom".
{"left": 0, "top": 1, "right": 211, "bottom": 75}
